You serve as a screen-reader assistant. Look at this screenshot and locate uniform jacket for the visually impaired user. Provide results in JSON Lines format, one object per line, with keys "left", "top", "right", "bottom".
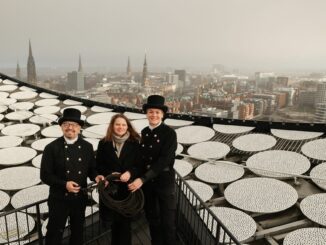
{"left": 140, "top": 123, "right": 177, "bottom": 188}
{"left": 40, "top": 136, "right": 97, "bottom": 200}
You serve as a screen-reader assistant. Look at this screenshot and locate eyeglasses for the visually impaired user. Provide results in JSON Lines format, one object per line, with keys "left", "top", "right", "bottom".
{"left": 62, "top": 122, "right": 80, "bottom": 128}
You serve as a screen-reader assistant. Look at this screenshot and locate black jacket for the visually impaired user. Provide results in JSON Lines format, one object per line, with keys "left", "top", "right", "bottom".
{"left": 140, "top": 123, "right": 177, "bottom": 188}
{"left": 40, "top": 136, "right": 97, "bottom": 200}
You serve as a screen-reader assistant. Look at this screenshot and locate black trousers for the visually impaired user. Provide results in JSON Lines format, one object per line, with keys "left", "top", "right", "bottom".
{"left": 45, "top": 197, "right": 87, "bottom": 245}
{"left": 143, "top": 183, "right": 177, "bottom": 245}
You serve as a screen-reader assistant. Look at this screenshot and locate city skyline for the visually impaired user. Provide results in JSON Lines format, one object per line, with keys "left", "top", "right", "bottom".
{"left": 1, "top": 0, "right": 326, "bottom": 72}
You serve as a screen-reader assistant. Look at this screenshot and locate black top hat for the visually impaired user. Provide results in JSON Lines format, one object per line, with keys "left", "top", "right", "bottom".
{"left": 58, "top": 108, "right": 84, "bottom": 126}
{"left": 142, "top": 95, "right": 168, "bottom": 113}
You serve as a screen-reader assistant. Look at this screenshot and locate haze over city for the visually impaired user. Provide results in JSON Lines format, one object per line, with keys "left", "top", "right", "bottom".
{"left": 1, "top": 0, "right": 326, "bottom": 73}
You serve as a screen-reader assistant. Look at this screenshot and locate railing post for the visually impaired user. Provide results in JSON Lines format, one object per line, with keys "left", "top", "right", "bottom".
{"left": 35, "top": 203, "right": 44, "bottom": 245}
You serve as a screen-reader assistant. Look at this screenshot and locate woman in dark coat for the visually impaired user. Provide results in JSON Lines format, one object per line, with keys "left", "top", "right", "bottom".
{"left": 96, "top": 113, "right": 141, "bottom": 245}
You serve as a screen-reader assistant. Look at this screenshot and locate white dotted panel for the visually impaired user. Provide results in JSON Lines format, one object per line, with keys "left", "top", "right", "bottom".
{"left": 2, "top": 80, "right": 18, "bottom": 85}
{"left": 61, "top": 105, "right": 88, "bottom": 114}
{"left": 224, "top": 177, "right": 298, "bottom": 213}
{"left": 1, "top": 123, "right": 40, "bottom": 137}
{"left": 283, "top": 228, "right": 326, "bottom": 245}
{"left": 41, "top": 125, "right": 63, "bottom": 138}
{"left": 174, "top": 159, "right": 193, "bottom": 177}
{"left": 213, "top": 124, "right": 255, "bottom": 134}
{"left": 164, "top": 118, "right": 193, "bottom": 128}
{"left": 302, "top": 139, "right": 326, "bottom": 161}
{"left": 19, "top": 86, "right": 36, "bottom": 92}
{"left": 195, "top": 161, "right": 244, "bottom": 184}
{"left": 0, "top": 85, "right": 18, "bottom": 92}
{"left": 9, "top": 91, "right": 38, "bottom": 100}
{"left": 31, "top": 138, "right": 56, "bottom": 151}
{"left": 0, "top": 166, "right": 40, "bottom": 191}
{"left": 176, "top": 126, "right": 215, "bottom": 145}
{"left": 39, "top": 92, "right": 58, "bottom": 99}
{"left": 0, "top": 212, "right": 35, "bottom": 243}
{"left": 63, "top": 99, "right": 82, "bottom": 105}
{"left": 246, "top": 150, "right": 311, "bottom": 179}
{"left": 34, "top": 106, "right": 60, "bottom": 115}
{"left": 188, "top": 141, "right": 230, "bottom": 160}
{"left": 0, "top": 91, "right": 9, "bottom": 98}
{"left": 86, "top": 112, "right": 118, "bottom": 125}
{"left": 32, "top": 154, "right": 42, "bottom": 168}
{"left": 0, "top": 105, "right": 7, "bottom": 113}
{"left": 35, "top": 98, "right": 60, "bottom": 107}
{"left": 124, "top": 112, "right": 147, "bottom": 120}
{"left": 9, "top": 102, "right": 34, "bottom": 111}
{"left": 84, "top": 138, "right": 100, "bottom": 151}
{"left": 185, "top": 180, "right": 214, "bottom": 205}
{"left": 300, "top": 193, "right": 326, "bottom": 226}
{"left": 82, "top": 124, "right": 109, "bottom": 139}
{"left": 0, "top": 97, "right": 17, "bottom": 105}
{"left": 29, "top": 114, "right": 58, "bottom": 125}
{"left": 310, "top": 162, "right": 326, "bottom": 191}
{"left": 0, "top": 190, "right": 10, "bottom": 211}
{"left": 176, "top": 143, "right": 183, "bottom": 155}
{"left": 0, "top": 147, "right": 36, "bottom": 166}
{"left": 11, "top": 184, "right": 49, "bottom": 214}
{"left": 232, "top": 134, "right": 276, "bottom": 152}
{"left": 0, "top": 136, "right": 23, "bottom": 148}
{"left": 200, "top": 207, "right": 256, "bottom": 242}
{"left": 130, "top": 119, "right": 148, "bottom": 133}
{"left": 5, "top": 111, "right": 33, "bottom": 121}
{"left": 271, "top": 129, "right": 323, "bottom": 140}
{"left": 90, "top": 106, "right": 112, "bottom": 112}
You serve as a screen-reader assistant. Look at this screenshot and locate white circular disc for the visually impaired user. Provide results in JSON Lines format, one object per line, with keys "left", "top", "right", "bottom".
{"left": 34, "top": 106, "right": 60, "bottom": 114}
{"left": 185, "top": 180, "right": 214, "bottom": 204}
{"left": 232, "top": 134, "right": 277, "bottom": 152}
{"left": 124, "top": 112, "right": 147, "bottom": 120}
{"left": 5, "top": 111, "right": 33, "bottom": 121}
{"left": 84, "top": 138, "right": 100, "bottom": 151}
{"left": 11, "top": 184, "right": 49, "bottom": 214}
{"left": 0, "top": 212, "right": 35, "bottom": 243}
{"left": 174, "top": 159, "right": 193, "bottom": 177}
{"left": 0, "top": 114, "right": 3, "bottom": 121}
{"left": 35, "top": 98, "right": 60, "bottom": 107}
{"left": 1, "top": 123, "right": 40, "bottom": 137}
{"left": 0, "top": 124, "right": 4, "bottom": 130}
{"left": 164, "top": 118, "right": 193, "bottom": 128}
{"left": 224, "top": 177, "right": 298, "bottom": 213}
{"left": 176, "top": 126, "right": 215, "bottom": 145}
{"left": 29, "top": 114, "right": 58, "bottom": 125}
{"left": 188, "top": 141, "right": 230, "bottom": 160}
{"left": 0, "top": 91, "right": 9, "bottom": 98}
{"left": 246, "top": 150, "right": 311, "bottom": 179}
{"left": 0, "top": 147, "right": 37, "bottom": 166}
{"left": 0, "top": 97, "right": 17, "bottom": 105}
{"left": 41, "top": 125, "right": 63, "bottom": 137}
{"left": 90, "top": 105, "right": 113, "bottom": 112}
{"left": 0, "top": 166, "right": 40, "bottom": 190}
{"left": 19, "top": 86, "right": 37, "bottom": 92}
{"left": 131, "top": 119, "right": 148, "bottom": 133}
{"left": 271, "top": 129, "right": 323, "bottom": 140}
{"left": 0, "top": 136, "right": 23, "bottom": 148}
{"left": 0, "top": 105, "right": 7, "bottom": 113}
{"left": 2, "top": 79, "right": 18, "bottom": 85}
{"left": 213, "top": 124, "right": 255, "bottom": 134}
{"left": 31, "top": 138, "right": 56, "bottom": 151}
{"left": 0, "top": 84, "right": 18, "bottom": 92}
{"left": 39, "top": 92, "right": 58, "bottom": 99}
{"left": 0, "top": 190, "right": 10, "bottom": 211}
{"left": 302, "top": 139, "right": 326, "bottom": 161}
{"left": 10, "top": 91, "right": 38, "bottom": 100}
{"left": 176, "top": 143, "right": 183, "bottom": 155}
{"left": 60, "top": 105, "right": 88, "bottom": 114}
{"left": 9, "top": 102, "right": 34, "bottom": 111}
{"left": 63, "top": 99, "right": 82, "bottom": 105}
{"left": 310, "top": 162, "right": 326, "bottom": 191}
{"left": 82, "top": 124, "right": 108, "bottom": 139}
{"left": 32, "top": 154, "right": 43, "bottom": 168}
{"left": 195, "top": 161, "right": 244, "bottom": 184}
{"left": 86, "top": 112, "right": 118, "bottom": 125}
{"left": 283, "top": 228, "right": 326, "bottom": 245}
{"left": 201, "top": 207, "right": 256, "bottom": 242}
{"left": 300, "top": 193, "right": 326, "bottom": 226}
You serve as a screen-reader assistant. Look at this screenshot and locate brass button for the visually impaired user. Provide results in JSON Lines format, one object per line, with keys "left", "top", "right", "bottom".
{"left": 65, "top": 145, "right": 68, "bottom": 149}
{"left": 154, "top": 134, "right": 157, "bottom": 137}
{"left": 78, "top": 171, "right": 82, "bottom": 174}
{"left": 66, "top": 170, "right": 70, "bottom": 174}
{"left": 146, "top": 165, "right": 150, "bottom": 169}
{"left": 78, "top": 145, "right": 81, "bottom": 149}
{"left": 65, "top": 193, "right": 68, "bottom": 196}
{"left": 66, "top": 157, "right": 69, "bottom": 161}
{"left": 142, "top": 144, "right": 145, "bottom": 147}
{"left": 78, "top": 158, "right": 82, "bottom": 162}
{"left": 149, "top": 145, "right": 152, "bottom": 148}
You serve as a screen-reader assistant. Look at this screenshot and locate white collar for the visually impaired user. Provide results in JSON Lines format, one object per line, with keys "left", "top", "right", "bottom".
{"left": 64, "top": 136, "right": 78, "bottom": 144}
{"left": 149, "top": 121, "right": 162, "bottom": 131}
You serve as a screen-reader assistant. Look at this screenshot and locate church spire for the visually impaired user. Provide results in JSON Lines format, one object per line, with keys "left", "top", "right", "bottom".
{"left": 16, "top": 61, "right": 21, "bottom": 80}
{"left": 27, "top": 39, "right": 37, "bottom": 84}
{"left": 127, "top": 56, "right": 131, "bottom": 77}
{"left": 142, "top": 53, "right": 148, "bottom": 86}
{"left": 78, "top": 54, "right": 83, "bottom": 72}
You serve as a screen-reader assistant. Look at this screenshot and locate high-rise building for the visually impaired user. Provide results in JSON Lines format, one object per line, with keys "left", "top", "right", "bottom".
{"left": 142, "top": 54, "right": 149, "bottom": 86}
{"left": 127, "top": 56, "right": 131, "bottom": 77}
{"left": 27, "top": 40, "right": 37, "bottom": 84}
{"left": 67, "top": 56, "right": 85, "bottom": 91}
{"left": 78, "top": 54, "right": 83, "bottom": 72}
{"left": 175, "top": 70, "right": 186, "bottom": 89}
{"left": 315, "top": 82, "right": 326, "bottom": 105}
{"left": 314, "top": 103, "right": 326, "bottom": 123}
{"left": 16, "top": 61, "right": 21, "bottom": 80}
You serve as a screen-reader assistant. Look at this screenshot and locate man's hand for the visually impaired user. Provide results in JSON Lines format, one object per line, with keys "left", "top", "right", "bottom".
{"left": 120, "top": 171, "right": 131, "bottom": 182}
{"left": 128, "top": 178, "right": 143, "bottom": 192}
{"left": 66, "top": 181, "right": 80, "bottom": 193}
{"left": 95, "top": 175, "right": 105, "bottom": 183}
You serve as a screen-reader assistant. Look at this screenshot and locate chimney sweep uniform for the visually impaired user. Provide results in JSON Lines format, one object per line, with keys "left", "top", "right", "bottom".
{"left": 40, "top": 108, "right": 98, "bottom": 245}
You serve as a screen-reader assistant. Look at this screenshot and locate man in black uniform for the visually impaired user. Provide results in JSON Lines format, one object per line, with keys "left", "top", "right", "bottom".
{"left": 40, "top": 108, "right": 104, "bottom": 245}
{"left": 129, "top": 95, "right": 177, "bottom": 245}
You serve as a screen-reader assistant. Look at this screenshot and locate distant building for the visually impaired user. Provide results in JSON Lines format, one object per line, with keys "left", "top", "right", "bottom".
{"left": 175, "top": 70, "right": 186, "bottom": 89}
{"left": 16, "top": 62, "right": 21, "bottom": 80}
{"left": 276, "top": 76, "right": 289, "bottom": 87}
{"left": 315, "top": 82, "right": 326, "bottom": 106}
{"left": 127, "top": 56, "right": 131, "bottom": 77}
{"left": 27, "top": 40, "right": 37, "bottom": 84}
{"left": 166, "top": 73, "right": 179, "bottom": 84}
{"left": 142, "top": 54, "right": 149, "bottom": 86}
{"left": 298, "top": 90, "right": 316, "bottom": 107}
{"left": 314, "top": 103, "right": 326, "bottom": 123}
{"left": 67, "top": 71, "right": 84, "bottom": 91}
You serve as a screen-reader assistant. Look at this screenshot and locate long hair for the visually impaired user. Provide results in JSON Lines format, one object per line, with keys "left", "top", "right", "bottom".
{"left": 104, "top": 114, "right": 140, "bottom": 142}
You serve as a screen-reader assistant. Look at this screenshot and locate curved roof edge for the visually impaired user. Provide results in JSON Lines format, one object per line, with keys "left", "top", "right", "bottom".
{"left": 1, "top": 72, "right": 325, "bottom": 132}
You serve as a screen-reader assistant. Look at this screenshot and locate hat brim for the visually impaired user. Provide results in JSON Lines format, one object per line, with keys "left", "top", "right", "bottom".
{"left": 143, "top": 104, "right": 168, "bottom": 113}
{"left": 58, "top": 117, "right": 84, "bottom": 126}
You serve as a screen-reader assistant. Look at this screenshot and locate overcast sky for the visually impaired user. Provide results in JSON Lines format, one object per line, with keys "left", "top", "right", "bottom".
{"left": 1, "top": 0, "right": 326, "bottom": 72}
